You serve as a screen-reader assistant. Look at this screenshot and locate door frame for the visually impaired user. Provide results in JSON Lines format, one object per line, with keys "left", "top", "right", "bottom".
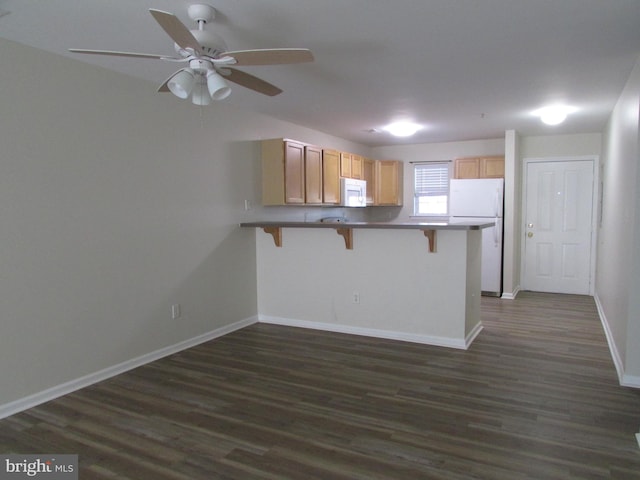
{"left": 520, "top": 155, "right": 600, "bottom": 295}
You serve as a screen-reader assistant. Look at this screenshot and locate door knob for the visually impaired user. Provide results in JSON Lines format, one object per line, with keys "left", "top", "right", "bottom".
{"left": 527, "top": 232, "right": 534, "bottom": 238}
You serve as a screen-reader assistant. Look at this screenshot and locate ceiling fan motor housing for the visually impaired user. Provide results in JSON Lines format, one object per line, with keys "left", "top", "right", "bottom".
{"left": 174, "top": 29, "right": 227, "bottom": 58}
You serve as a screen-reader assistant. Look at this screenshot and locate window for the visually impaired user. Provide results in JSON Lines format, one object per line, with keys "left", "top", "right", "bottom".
{"left": 413, "top": 162, "right": 451, "bottom": 216}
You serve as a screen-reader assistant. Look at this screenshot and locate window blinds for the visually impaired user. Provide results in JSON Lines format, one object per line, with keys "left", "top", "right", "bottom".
{"left": 414, "top": 163, "right": 449, "bottom": 196}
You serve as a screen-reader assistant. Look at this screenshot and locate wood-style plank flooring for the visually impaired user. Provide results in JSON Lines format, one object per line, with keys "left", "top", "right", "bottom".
{"left": 1, "top": 292, "right": 640, "bottom": 479}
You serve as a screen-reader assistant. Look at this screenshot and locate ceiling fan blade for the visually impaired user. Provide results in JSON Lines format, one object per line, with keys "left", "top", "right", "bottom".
{"left": 157, "top": 76, "right": 171, "bottom": 93}
{"left": 149, "top": 9, "right": 202, "bottom": 55}
{"left": 223, "top": 68, "right": 282, "bottom": 96}
{"left": 222, "top": 48, "right": 314, "bottom": 66}
{"left": 68, "top": 48, "right": 171, "bottom": 60}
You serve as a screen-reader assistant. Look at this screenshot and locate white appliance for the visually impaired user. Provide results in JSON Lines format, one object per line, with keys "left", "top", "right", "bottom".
{"left": 340, "top": 178, "right": 367, "bottom": 207}
{"left": 449, "top": 178, "right": 504, "bottom": 296}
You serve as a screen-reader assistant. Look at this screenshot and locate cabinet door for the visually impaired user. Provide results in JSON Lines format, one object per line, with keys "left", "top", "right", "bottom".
{"left": 480, "top": 156, "right": 505, "bottom": 178}
{"left": 454, "top": 156, "right": 505, "bottom": 178}
{"left": 340, "top": 152, "right": 352, "bottom": 178}
{"left": 304, "top": 145, "right": 323, "bottom": 204}
{"left": 363, "top": 158, "right": 376, "bottom": 205}
{"left": 454, "top": 157, "right": 481, "bottom": 179}
{"left": 284, "top": 141, "right": 305, "bottom": 204}
{"left": 351, "top": 155, "right": 363, "bottom": 179}
{"left": 322, "top": 149, "right": 341, "bottom": 204}
{"left": 376, "top": 160, "right": 403, "bottom": 205}
{"left": 262, "top": 138, "right": 286, "bottom": 205}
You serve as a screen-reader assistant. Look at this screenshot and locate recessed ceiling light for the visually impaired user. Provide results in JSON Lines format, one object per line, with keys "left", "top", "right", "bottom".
{"left": 382, "top": 121, "right": 422, "bottom": 137}
{"left": 533, "top": 105, "right": 577, "bottom": 126}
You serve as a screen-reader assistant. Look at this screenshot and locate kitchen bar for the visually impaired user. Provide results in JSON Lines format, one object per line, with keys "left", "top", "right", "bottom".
{"left": 241, "top": 220, "right": 493, "bottom": 350}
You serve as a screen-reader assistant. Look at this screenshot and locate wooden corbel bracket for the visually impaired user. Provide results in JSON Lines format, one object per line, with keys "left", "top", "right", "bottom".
{"left": 263, "top": 226, "right": 282, "bottom": 247}
{"left": 336, "top": 227, "right": 353, "bottom": 250}
{"left": 422, "top": 229, "right": 437, "bottom": 253}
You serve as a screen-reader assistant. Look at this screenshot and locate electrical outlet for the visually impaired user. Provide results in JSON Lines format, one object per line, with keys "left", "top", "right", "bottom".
{"left": 353, "top": 292, "right": 360, "bottom": 304}
{"left": 171, "top": 304, "right": 181, "bottom": 319}
{"left": 244, "top": 199, "right": 253, "bottom": 211}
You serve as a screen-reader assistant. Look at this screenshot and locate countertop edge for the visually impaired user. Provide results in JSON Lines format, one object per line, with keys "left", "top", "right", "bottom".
{"left": 239, "top": 221, "right": 493, "bottom": 231}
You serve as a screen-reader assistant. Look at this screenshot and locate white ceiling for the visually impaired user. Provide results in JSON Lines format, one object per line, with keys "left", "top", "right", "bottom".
{"left": 1, "top": 0, "right": 639, "bottom": 146}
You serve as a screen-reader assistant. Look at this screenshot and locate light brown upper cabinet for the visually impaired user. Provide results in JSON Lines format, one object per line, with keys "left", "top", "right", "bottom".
{"left": 340, "top": 152, "right": 363, "bottom": 179}
{"left": 375, "top": 160, "right": 403, "bottom": 206}
{"left": 362, "top": 158, "right": 376, "bottom": 205}
{"left": 453, "top": 156, "right": 505, "bottom": 179}
{"left": 322, "top": 149, "right": 341, "bottom": 205}
{"left": 351, "top": 154, "right": 363, "bottom": 179}
{"left": 340, "top": 152, "right": 352, "bottom": 178}
{"left": 262, "top": 138, "right": 404, "bottom": 206}
{"left": 481, "top": 156, "right": 505, "bottom": 178}
{"left": 262, "top": 139, "right": 324, "bottom": 205}
{"left": 304, "top": 144, "right": 323, "bottom": 204}
{"left": 282, "top": 140, "right": 305, "bottom": 204}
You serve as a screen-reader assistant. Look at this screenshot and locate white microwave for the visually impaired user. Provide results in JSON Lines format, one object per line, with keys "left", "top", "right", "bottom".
{"left": 340, "top": 178, "right": 367, "bottom": 207}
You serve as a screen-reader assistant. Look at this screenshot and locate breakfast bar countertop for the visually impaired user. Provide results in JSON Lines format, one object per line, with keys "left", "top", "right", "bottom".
{"left": 239, "top": 220, "right": 494, "bottom": 230}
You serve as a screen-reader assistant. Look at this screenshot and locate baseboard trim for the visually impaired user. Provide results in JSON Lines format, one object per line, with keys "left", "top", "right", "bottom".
{"left": 622, "top": 374, "right": 640, "bottom": 389}
{"left": 259, "top": 315, "right": 470, "bottom": 350}
{"left": 0, "top": 316, "right": 258, "bottom": 420}
{"left": 501, "top": 286, "right": 520, "bottom": 300}
{"left": 593, "top": 293, "right": 637, "bottom": 388}
{"left": 465, "top": 322, "right": 484, "bottom": 349}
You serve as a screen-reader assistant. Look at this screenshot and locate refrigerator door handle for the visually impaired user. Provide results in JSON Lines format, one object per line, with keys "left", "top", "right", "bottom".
{"left": 494, "top": 217, "right": 501, "bottom": 245}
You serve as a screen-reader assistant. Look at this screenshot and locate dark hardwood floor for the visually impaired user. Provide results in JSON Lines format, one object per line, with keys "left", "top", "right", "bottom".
{"left": 2, "top": 292, "right": 640, "bottom": 479}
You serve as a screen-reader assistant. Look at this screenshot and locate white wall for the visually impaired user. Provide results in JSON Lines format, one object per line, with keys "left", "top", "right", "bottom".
{"left": 0, "top": 38, "right": 367, "bottom": 410}
{"left": 503, "top": 130, "right": 522, "bottom": 298}
{"left": 520, "top": 133, "right": 602, "bottom": 158}
{"left": 256, "top": 227, "right": 482, "bottom": 348}
{"left": 597, "top": 55, "right": 640, "bottom": 385}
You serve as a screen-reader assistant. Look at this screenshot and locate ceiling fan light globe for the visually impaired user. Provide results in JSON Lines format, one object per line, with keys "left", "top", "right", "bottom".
{"left": 168, "top": 68, "right": 195, "bottom": 99}
{"left": 207, "top": 71, "right": 231, "bottom": 100}
{"left": 192, "top": 77, "right": 212, "bottom": 105}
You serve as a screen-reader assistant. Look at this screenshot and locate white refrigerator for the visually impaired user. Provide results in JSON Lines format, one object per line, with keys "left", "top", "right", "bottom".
{"left": 449, "top": 178, "right": 504, "bottom": 297}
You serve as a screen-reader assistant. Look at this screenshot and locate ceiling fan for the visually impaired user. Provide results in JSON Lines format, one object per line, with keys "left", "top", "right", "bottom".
{"left": 69, "top": 4, "right": 314, "bottom": 105}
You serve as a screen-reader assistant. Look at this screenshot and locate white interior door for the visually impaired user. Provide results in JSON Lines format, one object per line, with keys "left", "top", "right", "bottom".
{"left": 523, "top": 160, "right": 594, "bottom": 294}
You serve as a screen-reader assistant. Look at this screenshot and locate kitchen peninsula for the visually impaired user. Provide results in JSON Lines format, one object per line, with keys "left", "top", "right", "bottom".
{"left": 241, "top": 220, "right": 492, "bottom": 349}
